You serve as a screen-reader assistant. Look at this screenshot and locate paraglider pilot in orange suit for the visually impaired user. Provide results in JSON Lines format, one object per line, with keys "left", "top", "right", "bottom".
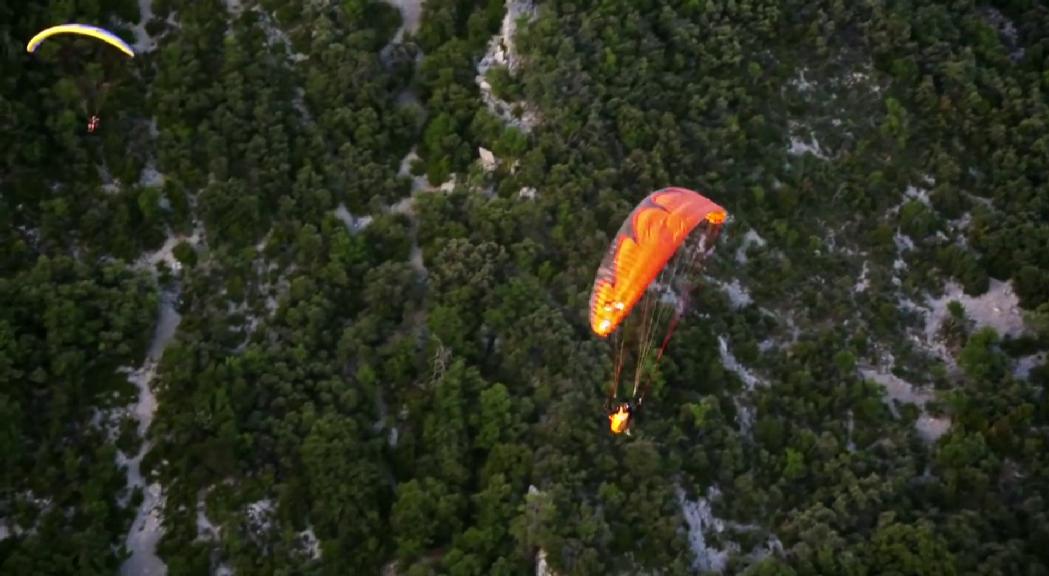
{"left": 607, "top": 399, "right": 636, "bottom": 435}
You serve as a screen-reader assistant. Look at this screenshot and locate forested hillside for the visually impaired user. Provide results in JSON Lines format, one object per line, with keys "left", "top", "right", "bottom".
{"left": 2, "top": 0, "right": 1049, "bottom": 575}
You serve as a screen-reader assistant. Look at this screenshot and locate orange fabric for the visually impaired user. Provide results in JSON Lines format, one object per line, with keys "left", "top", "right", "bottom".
{"left": 609, "top": 406, "right": 631, "bottom": 434}
{"left": 589, "top": 187, "right": 726, "bottom": 337}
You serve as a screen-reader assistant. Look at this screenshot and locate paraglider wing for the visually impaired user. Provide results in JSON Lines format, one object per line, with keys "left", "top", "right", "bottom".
{"left": 27, "top": 24, "right": 135, "bottom": 58}
{"left": 589, "top": 187, "right": 726, "bottom": 337}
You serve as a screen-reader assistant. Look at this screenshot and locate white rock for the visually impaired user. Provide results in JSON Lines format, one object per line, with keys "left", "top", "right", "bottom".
{"left": 479, "top": 147, "right": 498, "bottom": 172}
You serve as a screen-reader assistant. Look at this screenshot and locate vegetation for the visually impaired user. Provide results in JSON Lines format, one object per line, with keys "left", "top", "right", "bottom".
{"left": 2, "top": 0, "right": 1049, "bottom": 575}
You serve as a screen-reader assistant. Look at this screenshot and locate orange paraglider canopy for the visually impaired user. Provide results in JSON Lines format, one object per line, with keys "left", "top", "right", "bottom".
{"left": 589, "top": 187, "right": 726, "bottom": 337}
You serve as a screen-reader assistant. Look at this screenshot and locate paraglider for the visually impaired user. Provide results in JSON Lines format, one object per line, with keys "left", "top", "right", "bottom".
{"left": 608, "top": 401, "right": 634, "bottom": 435}
{"left": 26, "top": 24, "right": 136, "bottom": 58}
{"left": 26, "top": 24, "right": 135, "bottom": 132}
{"left": 589, "top": 187, "right": 727, "bottom": 435}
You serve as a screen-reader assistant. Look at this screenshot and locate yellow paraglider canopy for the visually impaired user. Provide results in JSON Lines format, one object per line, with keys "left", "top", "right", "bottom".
{"left": 26, "top": 24, "right": 135, "bottom": 58}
